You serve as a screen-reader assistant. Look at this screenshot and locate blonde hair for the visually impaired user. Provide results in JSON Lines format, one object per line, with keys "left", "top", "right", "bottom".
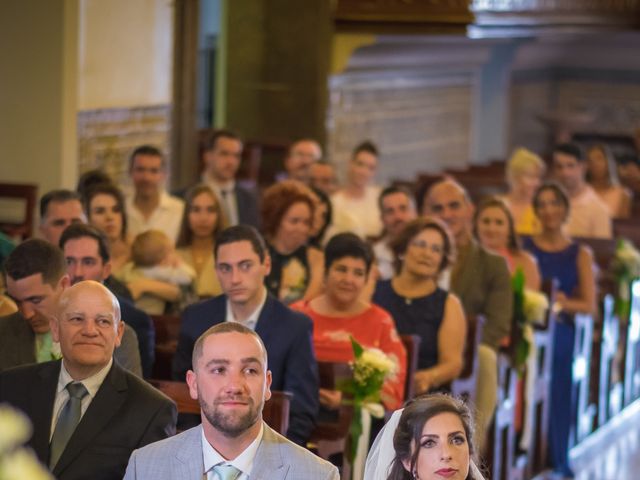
{"left": 131, "top": 230, "right": 171, "bottom": 267}
{"left": 506, "top": 147, "right": 546, "bottom": 185}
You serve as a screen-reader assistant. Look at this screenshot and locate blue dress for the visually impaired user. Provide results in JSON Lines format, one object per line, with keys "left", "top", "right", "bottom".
{"left": 523, "top": 237, "right": 580, "bottom": 476}
{"left": 373, "top": 279, "right": 447, "bottom": 371}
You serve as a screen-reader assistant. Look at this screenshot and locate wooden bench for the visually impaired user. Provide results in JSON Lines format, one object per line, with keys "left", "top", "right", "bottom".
{"left": 0, "top": 182, "right": 37, "bottom": 240}
{"left": 399, "top": 334, "right": 421, "bottom": 401}
{"left": 614, "top": 218, "right": 640, "bottom": 249}
{"left": 151, "top": 314, "right": 181, "bottom": 380}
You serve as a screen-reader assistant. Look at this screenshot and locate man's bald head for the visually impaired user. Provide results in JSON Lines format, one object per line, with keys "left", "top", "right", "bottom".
{"left": 422, "top": 179, "right": 474, "bottom": 243}
{"left": 57, "top": 280, "right": 121, "bottom": 323}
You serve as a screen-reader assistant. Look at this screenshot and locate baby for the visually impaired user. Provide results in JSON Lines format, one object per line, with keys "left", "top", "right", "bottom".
{"left": 119, "top": 230, "right": 195, "bottom": 315}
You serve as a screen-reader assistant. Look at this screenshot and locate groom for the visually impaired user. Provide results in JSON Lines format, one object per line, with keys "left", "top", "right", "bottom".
{"left": 124, "top": 322, "right": 338, "bottom": 479}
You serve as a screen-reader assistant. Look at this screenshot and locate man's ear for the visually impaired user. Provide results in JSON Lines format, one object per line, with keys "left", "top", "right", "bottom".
{"left": 186, "top": 370, "right": 199, "bottom": 401}
{"left": 264, "top": 370, "right": 272, "bottom": 402}
{"left": 58, "top": 275, "right": 71, "bottom": 291}
{"left": 114, "top": 320, "right": 124, "bottom": 348}
{"left": 50, "top": 315, "right": 60, "bottom": 343}
{"left": 102, "top": 261, "right": 112, "bottom": 281}
{"left": 263, "top": 254, "right": 272, "bottom": 277}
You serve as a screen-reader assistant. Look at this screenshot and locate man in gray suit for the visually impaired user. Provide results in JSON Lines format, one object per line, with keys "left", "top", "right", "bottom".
{"left": 0, "top": 238, "right": 142, "bottom": 376}
{"left": 125, "top": 322, "right": 338, "bottom": 480}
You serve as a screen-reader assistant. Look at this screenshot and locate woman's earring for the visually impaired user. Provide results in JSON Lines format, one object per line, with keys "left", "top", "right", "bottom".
{"left": 412, "top": 470, "right": 419, "bottom": 480}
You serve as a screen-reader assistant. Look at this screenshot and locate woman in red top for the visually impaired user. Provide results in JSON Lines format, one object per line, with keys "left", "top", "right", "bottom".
{"left": 291, "top": 232, "right": 407, "bottom": 411}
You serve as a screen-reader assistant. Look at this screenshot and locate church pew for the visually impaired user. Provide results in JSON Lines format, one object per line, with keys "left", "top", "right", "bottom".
{"left": 450, "top": 315, "right": 485, "bottom": 406}
{"left": 613, "top": 218, "right": 640, "bottom": 249}
{"left": 150, "top": 314, "right": 181, "bottom": 380}
{"left": 624, "top": 280, "right": 640, "bottom": 406}
{"left": 570, "top": 313, "right": 597, "bottom": 447}
{"left": 399, "top": 334, "right": 421, "bottom": 401}
{"left": 597, "top": 295, "right": 624, "bottom": 427}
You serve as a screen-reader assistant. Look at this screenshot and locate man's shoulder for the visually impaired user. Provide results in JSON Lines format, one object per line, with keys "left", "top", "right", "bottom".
{"left": 260, "top": 426, "right": 337, "bottom": 475}
{"left": 183, "top": 295, "right": 226, "bottom": 317}
{"left": 132, "top": 425, "right": 200, "bottom": 459}
{"left": 0, "top": 311, "right": 24, "bottom": 330}
{"left": 263, "top": 296, "right": 312, "bottom": 329}
{"left": 116, "top": 364, "right": 172, "bottom": 405}
{"left": 0, "top": 360, "right": 57, "bottom": 383}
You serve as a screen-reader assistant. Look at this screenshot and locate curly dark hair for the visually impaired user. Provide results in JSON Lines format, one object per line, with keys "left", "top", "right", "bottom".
{"left": 260, "top": 180, "right": 316, "bottom": 240}
{"left": 84, "top": 183, "right": 128, "bottom": 240}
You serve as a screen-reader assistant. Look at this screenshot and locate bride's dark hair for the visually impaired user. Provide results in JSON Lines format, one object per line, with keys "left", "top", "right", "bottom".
{"left": 387, "top": 394, "right": 480, "bottom": 480}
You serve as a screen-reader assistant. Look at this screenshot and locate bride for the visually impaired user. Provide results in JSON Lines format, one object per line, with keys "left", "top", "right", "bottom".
{"left": 364, "top": 394, "right": 485, "bottom": 480}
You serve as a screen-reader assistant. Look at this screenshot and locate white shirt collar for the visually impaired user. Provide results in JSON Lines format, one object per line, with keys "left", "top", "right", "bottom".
{"left": 225, "top": 287, "right": 267, "bottom": 331}
{"left": 201, "top": 423, "right": 264, "bottom": 478}
{"left": 57, "top": 357, "right": 113, "bottom": 399}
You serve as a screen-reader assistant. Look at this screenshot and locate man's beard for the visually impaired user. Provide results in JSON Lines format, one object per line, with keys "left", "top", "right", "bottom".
{"left": 201, "top": 396, "right": 263, "bottom": 437}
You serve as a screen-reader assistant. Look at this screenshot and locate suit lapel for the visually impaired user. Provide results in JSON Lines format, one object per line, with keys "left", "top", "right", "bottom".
{"left": 252, "top": 425, "right": 288, "bottom": 480}
{"left": 31, "top": 362, "right": 60, "bottom": 464}
{"left": 173, "top": 426, "right": 206, "bottom": 479}
{"left": 52, "top": 363, "right": 127, "bottom": 477}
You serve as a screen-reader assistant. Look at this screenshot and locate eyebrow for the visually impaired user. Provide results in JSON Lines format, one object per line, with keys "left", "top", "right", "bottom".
{"left": 204, "top": 357, "right": 264, "bottom": 368}
{"left": 421, "top": 431, "right": 465, "bottom": 439}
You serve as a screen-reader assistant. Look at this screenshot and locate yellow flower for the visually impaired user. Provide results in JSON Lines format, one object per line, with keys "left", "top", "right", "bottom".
{"left": 0, "top": 449, "right": 53, "bottom": 480}
{"left": 358, "top": 348, "right": 397, "bottom": 375}
{"left": 523, "top": 289, "right": 549, "bottom": 325}
{"left": 0, "top": 405, "right": 31, "bottom": 452}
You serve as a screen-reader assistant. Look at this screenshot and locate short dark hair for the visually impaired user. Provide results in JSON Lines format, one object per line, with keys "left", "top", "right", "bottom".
{"left": 532, "top": 181, "right": 570, "bottom": 214}
{"left": 215, "top": 225, "right": 268, "bottom": 262}
{"left": 40, "top": 189, "right": 81, "bottom": 219}
{"left": 59, "top": 223, "right": 111, "bottom": 263}
{"left": 389, "top": 216, "right": 455, "bottom": 275}
{"left": 83, "top": 183, "right": 128, "bottom": 240}
{"left": 4, "top": 238, "right": 66, "bottom": 286}
{"left": 203, "top": 129, "right": 242, "bottom": 152}
{"left": 324, "top": 233, "right": 374, "bottom": 275}
{"left": 388, "top": 394, "right": 479, "bottom": 480}
{"left": 553, "top": 143, "right": 583, "bottom": 163}
{"left": 129, "top": 145, "right": 165, "bottom": 171}
{"left": 192, "top": 321, "right": 268, "bottom": 369}
{"left": 378, "top": 185, "right": 414, "bottom": 211}
{"left": 76, "top": 169, "right": 112, "bottom": 200}
{"left": 352, "top": 140, "right": 378, "bottom": 158}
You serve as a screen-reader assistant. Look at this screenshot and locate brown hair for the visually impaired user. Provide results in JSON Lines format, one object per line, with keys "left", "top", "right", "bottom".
{"left": 260, "top": 180, "right": 316, "bottom": 240}
{"left": 472, "top": 196, "right": 520, "bottom": 253}
{"left": 131, "top": 230, "right": 171, "bottom": 267}
{"left": 176, "top": 184, "right": 227, "bottom": 248}
{"left": 387, "top": 394, "right": 480, "bottom": 480}
{"left": 532, "top": 182, "right": 570, "bottom": 216}
{"left": 389, "top": 216, "right": 455, "bottom": 275}
{"left": 84, "top": 183, "right": 128, "bottom": 240}
{"left": 4, "top": 238, "right": 66, "bottom": 286}
{"left": 192, "top": 321, "right": 268, "bottom": 369}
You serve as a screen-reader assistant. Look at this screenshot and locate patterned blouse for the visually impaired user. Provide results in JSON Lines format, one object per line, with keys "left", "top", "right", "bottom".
{"left": 290, "top": 300, "right": 407, "bottom": 410}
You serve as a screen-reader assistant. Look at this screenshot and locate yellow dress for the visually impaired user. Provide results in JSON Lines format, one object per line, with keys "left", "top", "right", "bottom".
{"left": 176, "top": 248, "right": 222, "bottom": 299}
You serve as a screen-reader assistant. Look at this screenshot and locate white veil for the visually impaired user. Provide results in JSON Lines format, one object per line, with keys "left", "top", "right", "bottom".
{"left": 363, "top": 408, "right": 485, "bottom": 480}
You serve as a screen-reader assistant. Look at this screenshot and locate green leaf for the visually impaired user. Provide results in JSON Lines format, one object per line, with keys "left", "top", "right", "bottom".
{"left": 350, "top": 336, "right": 364, "bottom": 358}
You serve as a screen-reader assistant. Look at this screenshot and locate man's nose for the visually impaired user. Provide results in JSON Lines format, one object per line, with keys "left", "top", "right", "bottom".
{"left": 20, "top": 303, "right": 36, "bottom": 319}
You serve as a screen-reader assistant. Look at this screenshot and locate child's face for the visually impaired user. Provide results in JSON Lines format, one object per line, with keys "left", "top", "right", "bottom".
{"left": 159, "top": 245, "right": 176, "bottom": 267}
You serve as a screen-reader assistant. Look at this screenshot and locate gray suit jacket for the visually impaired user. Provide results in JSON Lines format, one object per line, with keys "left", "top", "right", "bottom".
{"left": 0, "top": 312, "right": 142, "bottom": 376}
{"left": 124, "top": 423, "right": 339, "bottom": 480}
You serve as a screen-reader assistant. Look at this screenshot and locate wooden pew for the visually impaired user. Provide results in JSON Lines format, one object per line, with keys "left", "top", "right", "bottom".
{"left": 151, "top": 314, "right": 181, "bottom": 380}
{"left": 570, "top": 313, "right": 597, "bottom": 447}
{"left": 624, "top": 280, "right": 640, "bottom": 406}
{"left": 399, "top": 334, "right": 421, "bottom": 401}
{"left": 597, "top": 295, "right": 624, "bottom": 427}
{"left": 614, "top": 218, "right": 640, "bottom": 249}
{"left": 0, "top": 182, "right": 38, "bottom": 240}
{"left": 148, "top": 379, "right": 293, "bottom": 435}
{"left": 451, "top": 315, "right": 485, "bottom": 406}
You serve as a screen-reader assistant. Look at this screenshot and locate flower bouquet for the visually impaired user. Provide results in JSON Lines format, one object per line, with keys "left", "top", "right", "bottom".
{"left": 611, "top": 239, "right": 640, "bottom": 319}
{"left": 0, "top": 404, "right": 52, "bottom": 480}
{"left": 337, "top": 337, "right": 397, "bottom": 477}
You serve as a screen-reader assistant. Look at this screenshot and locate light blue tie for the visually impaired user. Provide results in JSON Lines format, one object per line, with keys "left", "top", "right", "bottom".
{"left": 49, "top": 382, "right": 88, "bottom": 468}
{"left": 212, "top": 464, "right": 241, "bottom": 480}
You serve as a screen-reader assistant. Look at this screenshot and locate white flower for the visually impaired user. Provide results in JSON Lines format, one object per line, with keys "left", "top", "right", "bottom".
{"left": 616, "top": 240, "right": 640, "bottom": 277}
{"left": 0, "top": 405, "right": 31, "bottom": 453}
{"left": 523, "top": 289, "right": 549, "bottom": 325}
{"left": 0, "top": 449, "right": 53, "bottom": 480}
{"left": 358, "top": 348, "right": 397, "bottom": 375}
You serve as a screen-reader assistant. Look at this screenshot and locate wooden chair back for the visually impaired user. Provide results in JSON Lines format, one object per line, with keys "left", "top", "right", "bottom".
{"left": 150, "top": 314, "right": 181, "bottom": 380}
{"left": 450, "top": 315, "right": 485, "bottom": 405}
{"left": 148, "top": 380, "right": 292, "bottom": 435}
{"left": 614, "top": 218, "right": 640, "bottom": 249}
{"left": 400, "top": 334, "right": 421, "bottom": 400}
{"left": 0, "top": 182, "right": 37, "bottom": 240}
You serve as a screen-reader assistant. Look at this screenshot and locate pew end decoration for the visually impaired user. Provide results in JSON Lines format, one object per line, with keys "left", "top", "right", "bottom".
{"left": 612, "top": 239, "right": 640, "bottom": 319}
{"left": 337, "top": 337, "right": 397, "bottom": 479}
{"left": 0, "top": 404, "right": 52, "bottom": 480}
{"left": 512, "top": 268, "right": 549, "bottom": 373}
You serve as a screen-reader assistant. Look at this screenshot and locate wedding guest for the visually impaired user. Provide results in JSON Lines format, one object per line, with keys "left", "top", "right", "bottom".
{"left": 85, "top": 183, "right": 131, "bottom": 276}
{"left": 365, "top": 393, "right": 485, "bottom": 480}
{"left": 586, "top": 144, "right": 632, "bottom": 219}
{"left": 473, "top": 197, "right": 541, "bottom": 290}
{"left": 501, "top": 147, "right": 546, "bottom": 235}
{"left": 291, "top": 233, "right": 407, "bottom": 411}
{"left": 522, "top": 182, "right": 596, "bottom": 478}
{"left": 175, "top": 184, "right": 226, "bottom": 299}
{"left": 373, "top": 217, "right": 465, "bottom": 396}
{"left": 283, "top": 138, "right": 323, "bottom": 184}
{"left": 261, "top": 180, "right": 324, "bottom": 304}
{"left": 330, "top": 141, "right": 383, "bottom": 239}
{"left": 310, "top": 160, "right": 339, "bottom": 195}
{"left": 39, "top": 190, "right": 86, "bottom": 247}
{"left": 309, "top": 187, "right": 333, "bottom": 248}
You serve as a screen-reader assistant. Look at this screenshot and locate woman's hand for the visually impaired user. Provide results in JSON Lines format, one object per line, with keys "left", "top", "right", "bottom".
{"left": 414, "top": 371, "right": 433, "bottom": 396}
{"left": 319, "top": 388, "right": 342, "bottom": 410}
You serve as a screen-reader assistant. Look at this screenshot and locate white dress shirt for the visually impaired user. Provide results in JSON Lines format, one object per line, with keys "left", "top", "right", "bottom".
{"left": 225, "top": 287, "right": 267, "bottom": 331}
{"left": 202, "top": 423, "right": 264, "bottom": 480}
{"left": 50, "top": 358, "right": 113, "bottom": 440}
{"left": 126, "top": 190, "right": 185, "bottom": 244}
{"left": 372, "top": 237, "right": 394, "bottom": 281}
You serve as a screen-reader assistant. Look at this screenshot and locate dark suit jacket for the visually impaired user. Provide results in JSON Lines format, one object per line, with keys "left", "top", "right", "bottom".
{"left": 0, "top": 312, "right": 143, "bottom": 376}
{"left": 0, "top": 360, "right": 177, "bottom": 480}
{"left": 450, "top": 240, "right": 513, "bottom": 349}
{"left": 172, "top": 293, "right": 318, "bottom": 445}
{"left": 116, "top": 295, "right": 155, "bottom": 378}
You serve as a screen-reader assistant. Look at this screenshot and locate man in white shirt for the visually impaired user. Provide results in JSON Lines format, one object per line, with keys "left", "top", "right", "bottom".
{"left": 372, "top": 186, "right": 417, "bottom": 280}
{"left": 125, "top": 322, "right": 338, "bottom": 480}
{"left": 199, "top": 129, "right": 259, "bottom": 227}
{"left": 0, "top": 280, "right": 176, "bottom": 480}
{"left": 126, "top": 145, "right": 185, "bottom": 243}
{"left": 552, "top": 143, "right": 612, "bottom": 239}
